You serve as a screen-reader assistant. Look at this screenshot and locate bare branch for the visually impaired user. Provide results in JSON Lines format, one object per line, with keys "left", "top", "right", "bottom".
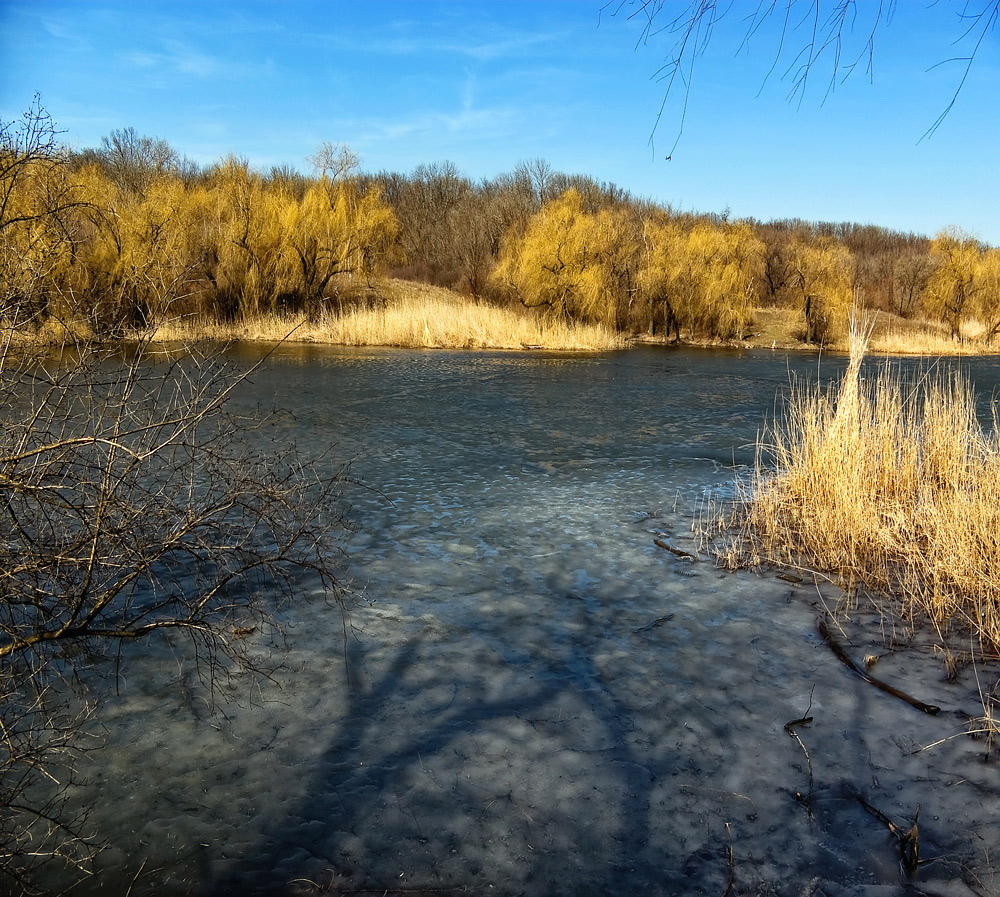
{"left": 606, "top": 0, "right": 996, "bottom": 151}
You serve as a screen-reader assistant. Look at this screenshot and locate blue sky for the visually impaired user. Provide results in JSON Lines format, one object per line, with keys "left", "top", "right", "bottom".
{"left": 2, "top": 1, "right": 997, "bottom": 243}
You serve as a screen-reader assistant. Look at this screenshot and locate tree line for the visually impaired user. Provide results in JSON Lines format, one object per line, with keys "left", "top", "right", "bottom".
{"left": 4, "top": 98, "right": 999, "bottom": 345}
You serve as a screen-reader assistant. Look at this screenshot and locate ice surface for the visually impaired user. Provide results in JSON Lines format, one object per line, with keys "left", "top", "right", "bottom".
{"left": 45, "top": 346, "right": 1000, "bottom": 896}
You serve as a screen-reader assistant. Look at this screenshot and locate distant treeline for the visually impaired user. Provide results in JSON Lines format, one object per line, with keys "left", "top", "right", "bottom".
{"left": 3, "top": 99, "right": 999, "bottom": 343}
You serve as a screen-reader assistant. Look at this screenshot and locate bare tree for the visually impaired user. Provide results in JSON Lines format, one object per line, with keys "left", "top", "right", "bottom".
{"left": 0, "top": 95, "right": 87, "bottom": 330}
{"left": 0, "top": 333, "right": 352, "bottom": 893}
{"left": 307, "top": 140, "right": 360, "bottom": 183}
{"left": 516, "top": 157, "right": 557, "bottom": 208}
{"left": 98, "top": 126, "right": 180, "bottom": 194}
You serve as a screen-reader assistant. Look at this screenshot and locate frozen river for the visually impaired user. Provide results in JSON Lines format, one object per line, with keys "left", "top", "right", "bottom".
{"left": 56, "top": 345, "right": 1000, "bottom": 896}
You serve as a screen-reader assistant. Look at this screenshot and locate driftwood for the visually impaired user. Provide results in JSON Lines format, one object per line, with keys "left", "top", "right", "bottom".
{"left": 653, "top": 538, "right": 694, "bottom": 560}
{"left": 818, "top": 615, "right": 941, "bottom": 715}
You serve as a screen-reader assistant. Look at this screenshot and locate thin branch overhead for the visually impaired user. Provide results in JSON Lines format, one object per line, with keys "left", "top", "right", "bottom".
{"left": 604, "top": 0, "right": 999, "bottom": 154}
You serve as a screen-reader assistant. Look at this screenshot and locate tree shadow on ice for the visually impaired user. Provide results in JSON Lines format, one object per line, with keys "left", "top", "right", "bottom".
{"left": 201, "top": 579, "right": 979, "bottom": 896}
{"left": 208, "top": 600, "right": 698, "bottom": 896}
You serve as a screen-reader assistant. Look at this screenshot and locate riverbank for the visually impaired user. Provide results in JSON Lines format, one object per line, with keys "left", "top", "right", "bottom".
{"left": 154, "top": 287, "right": 1000, "bottom": 356}
{"left": 638, "top": 304, "right": 998, "bottom": 356}
{"left": 11, "top": 280, "right": 998, "bottom": 356}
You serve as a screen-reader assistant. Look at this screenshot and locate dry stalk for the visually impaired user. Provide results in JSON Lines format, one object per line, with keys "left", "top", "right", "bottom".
{"left": 783, "top": 686, "right": 815, "bottom": 808}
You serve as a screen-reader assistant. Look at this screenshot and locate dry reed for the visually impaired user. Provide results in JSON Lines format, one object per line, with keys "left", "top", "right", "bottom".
{"left": 715, "top": 314, "right": 1000, "bottom": 655}
{"left": 148, "top": 281, "right": 625, "bottom": 352}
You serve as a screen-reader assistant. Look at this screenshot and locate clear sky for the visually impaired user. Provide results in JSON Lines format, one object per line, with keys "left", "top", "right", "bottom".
{"left": 2, "top": 1, "right": 997, "bottom": 243}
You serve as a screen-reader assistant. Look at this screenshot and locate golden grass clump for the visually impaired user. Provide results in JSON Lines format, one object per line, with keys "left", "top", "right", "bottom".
{"left": 315, "top": 283, "right": 624, "bottom": 350}
{"left": 720, "top": 315, "right": 1000, "bottom": 653}
{"left": 148, "top": 281, "right": 625, "bottom": 352}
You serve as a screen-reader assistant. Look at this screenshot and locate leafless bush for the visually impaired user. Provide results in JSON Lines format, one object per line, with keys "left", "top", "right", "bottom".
{"left": 0, "top": 330, "right": 352, "bottom": 892}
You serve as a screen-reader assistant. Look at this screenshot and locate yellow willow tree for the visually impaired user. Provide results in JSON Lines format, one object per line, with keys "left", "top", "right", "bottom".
{"left": 637, "top": 218, "right": 764, "bottom": 341}
{"left": 787, "top": 236, "right": 853, "bottom": 344}
{"left": 924, "top": 229, "right": 983, "bottom": 339}
{"left": 0, "top": 157, "right": 79, "bottom": 326}
{"left": 575, "top": 206, "right": 644, "bottom": 329}
{"left": 280, "top": 174, "right": 398, "bottom": 316}
{"left": 63, "top": 163, "right": 124, "bottom": 325}
{"left": 638, "top": 215, "right": 688, "bottom": 339}
{"left": 683, "top": 221, "right": 765, "bottom": 340}
{"left": 492, "top": 188, "right": 594, "bottom": 319}
{"left": 208, "top": 156, "right": 289, "bottom": 319}
{"left": 69, "top": 165, "right": 201, "bottom": 334}
{"left": 976, "top": 247, "right": 1000, "bottom": 343}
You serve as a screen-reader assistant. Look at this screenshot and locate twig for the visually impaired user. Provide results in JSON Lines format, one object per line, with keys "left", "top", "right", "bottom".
{"left": 784, "top": 686, "right": 815, "bottom": 807}
{"left": 634, "top": 613, "right": 674, "bottom": 633}
{"left": 721, "top": 822, "right": 735, "bottom": 897}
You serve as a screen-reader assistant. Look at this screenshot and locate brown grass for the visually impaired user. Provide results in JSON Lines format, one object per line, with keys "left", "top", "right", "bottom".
{"left": 148, "top": 281, "right": 625, "bottom": 352}
{"left": 742, "top": 305, "right": 999, "bottom": 356}
{"left": 867, "top": 313, "right": 993, "bottom": 356}
{"left": 713, "top": 314, "right": 1000, "bottom": 655}
{"left": 2, "top": 315, "right": 96, "bottom": 346}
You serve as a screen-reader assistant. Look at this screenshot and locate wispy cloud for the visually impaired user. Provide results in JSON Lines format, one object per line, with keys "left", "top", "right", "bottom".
{"left": 373, "top": 30, "right": 558, "bottom": 63}
{"left": 39, "top": 16, "right": 93, "bottom": 53}
{"left": 355, "top": 102, "right": 523, "bottom": 145}
{"left": 318, "top": 15, "right": 566, "bottom": 64}
{"left": 121, "top": 38, "right": 257, "bottom": 83}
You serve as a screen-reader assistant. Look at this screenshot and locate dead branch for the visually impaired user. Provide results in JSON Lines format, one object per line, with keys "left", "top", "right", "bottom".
{"left": 654, "top": 537, "right": 694, "bottom": 559}
{"left": 818, "top": 614, "right": 941, "bottom": 715}
{"left": 784, "top": 686, "right": 815, "bottom": 807}
{"left": 855, "top": 795, "right": 921, "bottom": 875}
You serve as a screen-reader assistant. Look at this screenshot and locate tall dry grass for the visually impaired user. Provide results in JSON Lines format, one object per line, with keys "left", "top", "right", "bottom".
{"left": 868, "top": 314, "right": 992, "bottom": 356}
{"left": 744, "top": 305, "right": 999, "bottom": 356}
{"left": 716, "top": 315, "right": 1000, "bottom": 656}
{"left": 148, "top": 281, "right": 625, "bottom": 351}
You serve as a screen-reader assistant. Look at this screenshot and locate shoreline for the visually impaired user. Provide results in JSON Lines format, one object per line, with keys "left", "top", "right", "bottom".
{"left": 8, "top": 281, "right": 1000, "bottom": 357}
